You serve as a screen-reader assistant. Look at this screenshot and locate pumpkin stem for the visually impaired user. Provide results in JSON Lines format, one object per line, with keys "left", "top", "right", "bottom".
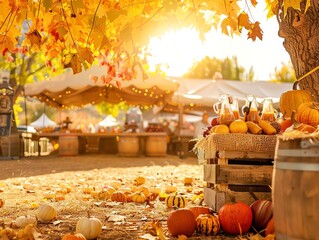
{"left": 292, "top": 81, "right": 299, "bottom": 90}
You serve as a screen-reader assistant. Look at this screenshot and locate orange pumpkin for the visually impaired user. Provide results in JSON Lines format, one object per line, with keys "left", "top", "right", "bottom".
{"left": 62, "top": 233, "right": 87, "bottom": 240}
{"left": 279, "top": 81, "right": 313, "bottom": 118}
{"left": 265, "top": 217, "right": 275, "bottom": 236}
{"left": 296, "top": 102, "right": 319, "bottom": 127}
{"left": 188, "top": 206, "right": 211, "bottom": 219}
{"left": 111, "top": 191, "right": 126, "bottom": 202}
{"left": 167, "top": 209, "right": 196, "bottom": 237}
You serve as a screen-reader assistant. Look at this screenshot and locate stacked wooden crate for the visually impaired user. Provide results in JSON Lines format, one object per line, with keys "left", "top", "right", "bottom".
{"left": 197, "top": 134, "right": 277, "bottom": 211}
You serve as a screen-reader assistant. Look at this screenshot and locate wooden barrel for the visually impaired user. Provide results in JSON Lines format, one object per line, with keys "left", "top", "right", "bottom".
{"left": 118, "top": 136, "right": 139, "bottom": 157}
{"left": 1, "top": 134, "right": 21, "bottom": 157}
{"left": 59, "top": 135, "right": 79, "bottom": 156}
{"left": 145, "top": 135, "right": 167, "bottom": 157}
{"left": 273, "top": 136, "right": 319, "bottom": 240}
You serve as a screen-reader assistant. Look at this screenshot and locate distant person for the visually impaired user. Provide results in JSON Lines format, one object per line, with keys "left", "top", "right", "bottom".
{"left": 194, "top": 112, "right": 210, "bottom": 137}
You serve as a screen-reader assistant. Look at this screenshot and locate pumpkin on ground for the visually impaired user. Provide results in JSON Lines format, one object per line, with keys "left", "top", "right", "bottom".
{"left": 165, "top": 195, "right": 188, "bottom": 208}
{"left": 167, "top": 209, "right": 196, "bottom": 237}
{"left": 188, "top": 206, "right": 211, "bottom": 219}
{"left": 36, "top": 204, "right": 57, "bottom": 223}
{"left": 111, "top": 191, "right": 126, "bottom": 202}
{"left": 196, "top": 214, "right": 220, "bottom": 235}
{"left": 265, "top": 216, "right": 275, "bottom": 236}
{"left": 62, "top": 233, "right": 87, "bottom": 240}
{"left": 250, "top": 199, "right": 273, "bottom": 231}
{"left": 76, "top": 217, "right": 102, "bottom": 240}
{"left": 279, "top": 81, "right": 313, "bottom": 118}
{"left": 15, "top": 215, "right": 37, "bottom": 228}
{"left": 296, "top": 101, "right": 319, "bottom": 127}
{"left": 131, "top": 191, "right": 147, "bottom": 203}
{"left": 218, "top": 201, "right": 252, "bottom": 235}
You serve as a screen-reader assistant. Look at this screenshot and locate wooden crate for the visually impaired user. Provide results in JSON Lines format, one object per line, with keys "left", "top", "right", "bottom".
{"left": 199, "top": 134, "right": 276, "bottom": 211}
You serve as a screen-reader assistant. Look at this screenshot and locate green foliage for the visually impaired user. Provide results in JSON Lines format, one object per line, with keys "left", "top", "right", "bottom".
{"left": 95, "top": 102, "right": 129, "bottom": 118}
{"left": 183, "top": 56, "right": 246, "bottom": 80}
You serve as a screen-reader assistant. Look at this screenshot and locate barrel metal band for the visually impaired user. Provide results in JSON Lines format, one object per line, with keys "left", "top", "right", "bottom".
{"left": 276, "top": 149, "right": 319, "bottom": 157}
{"left": 275, "top": 161, "right": 319, "bottom": 171}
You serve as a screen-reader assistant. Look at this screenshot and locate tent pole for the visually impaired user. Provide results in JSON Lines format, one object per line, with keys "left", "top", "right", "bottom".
{"left": 178, "top": 103, "right": 185, "bottom": 159}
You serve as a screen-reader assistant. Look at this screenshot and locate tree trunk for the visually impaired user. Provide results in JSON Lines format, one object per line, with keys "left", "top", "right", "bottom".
{"left": 277, "top": 0, "right": 319, "bottom": 101}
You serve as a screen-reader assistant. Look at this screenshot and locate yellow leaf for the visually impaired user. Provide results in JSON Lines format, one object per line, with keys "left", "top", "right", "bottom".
{"left": 265, "top": 0, "right": 278, "bottom": 18}
{"left": 0, "top": 34, "right": 14, "bottom": 54}
{"left": 304, "top": 0, "right": 311, "bottom": 13}
{"left": 247, "top": 21, "right": 263, "bottom": 41}
{"left": 238, "top": 12, "right": 251, "bottom": 32}
{"left": 221, "top": 17, "right": 238, "bottom": 36}
{"left": 283, "top": 0, "right": 301, "bottom": 16}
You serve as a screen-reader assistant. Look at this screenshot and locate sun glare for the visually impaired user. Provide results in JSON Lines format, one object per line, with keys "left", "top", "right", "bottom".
{"left": 147, "top": 28, "right": 206, "bottom": 77}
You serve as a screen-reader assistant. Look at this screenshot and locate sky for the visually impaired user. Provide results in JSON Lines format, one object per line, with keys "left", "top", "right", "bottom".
{"left": 147, "top": 5, "right": 291, "bottom": 81}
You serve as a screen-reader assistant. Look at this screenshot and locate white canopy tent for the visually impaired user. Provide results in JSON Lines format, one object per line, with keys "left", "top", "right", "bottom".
{"left": 30, "top": 113, "right": 57, "bottom": 128}
{"left": 165, "top": 77, "right": 293, "bottom": 114}
{"left": 24, "top": 65, "right": 179, "bottom": 108}
{"left": 98, "top": 115, "right": 119, "bottom": 127}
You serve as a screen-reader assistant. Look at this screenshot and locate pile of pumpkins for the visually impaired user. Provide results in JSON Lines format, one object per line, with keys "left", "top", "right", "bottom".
{"left": 167, "top": 199, "right": 274, "bottom": 238}
{"left": 204, "top": 81, "right": 319, "bottom": 137}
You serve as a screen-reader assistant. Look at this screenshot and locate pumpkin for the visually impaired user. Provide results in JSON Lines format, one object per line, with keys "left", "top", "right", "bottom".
{"left": 165, "top": 185, "right": 178, "bottom": 193}
{"left": 111, "top": 191, "right": 126, "bottom": 202}
{"left": 131, "top": 192, "right": 147, "bottom": 203}
{"left": 196, "top": 214, "right": 220, "bottom": 235}
{"left": 135, "top": 186, "right": 150, "bottom": 197}
{"left": 218, "top": 201, "right": 252, "bottom": 235}
{"left": 229, "top": 119, "right": 248, "bottom": 133}
{"left": 265, "top": 216, "right": 275, "bottom": 236}
{"left": 15, "top": 215, "right": 37, "bottom": 228}
{"left": 167, "top": 209, "right": 196, "bottom": 237}
{"left": 188, "top": 206, "right": 211, "bottom": 219}
{"left": 250, "top": 199, "right": 273, "bottom": 231}
{"left": 76, "top": 217, "right": 102, "bottom": 239}
{"left": 91, "top": 190, "right": 110, "bottom": 200}
{"left": 183, "top": 177, "right": 194, "bottom": 186}
{"left": 296, "top": 101, "right": 319, "bottom": 126}
{"left": 165, "top": 195, "right": 188, "bottom": 208}
{"left": 134, "top": 176, "right": 146, "bottom": 186}
{"left": 149, "top": 187, "right": 161, "bottom": 195}
{"left": 36, "top": 204, "right": 57, "bottom": 223}
{"left": 103, "top": 186, "right": 116, "bottom": 194}
{"left": 62, "top": 233, "right": 87, "bottom": 240}
{"left": 109, "top": 181, "right": 122, "bottom": 190}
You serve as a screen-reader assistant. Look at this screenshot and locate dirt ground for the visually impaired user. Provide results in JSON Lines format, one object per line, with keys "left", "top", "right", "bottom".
{"left": 0, "top": 154, "right": 257, "bottom": 240}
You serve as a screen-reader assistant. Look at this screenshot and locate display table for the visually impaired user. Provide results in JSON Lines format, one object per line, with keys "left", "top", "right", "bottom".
{"left": 39, "top": 132, "right": 168, "bottom": 156}
{"left": 193, "top": 133, "right": 277, "bottom": 211}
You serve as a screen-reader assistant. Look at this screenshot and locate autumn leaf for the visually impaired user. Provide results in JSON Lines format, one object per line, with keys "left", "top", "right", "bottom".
{"left": 25, "top": 29, "right": 42, "bottom": 50}
{"left": 62, "top": 53, "right": 82, "bottom": 74}
{"left": 78, "top": 47, "right": 95, "bottom": 65}
{"left": 283, "top": 0, "right": 301, "bottom": 16}
{"left": 247, "top": 21, "right": 263, "bottom": 41}
{"left": 265, "top": 0, "right": 278, "bottom": 18}
{"left": 250, "top": 0, "right": 258, "bottom": 7}
{"left": 0, "top": 34, "right": 14, "bottom": 55}
{"left": 221, "top": 17, "right": 238, "bottom": 36}
{"left": 238, "top": 12, "right": 251, "bottom": 32}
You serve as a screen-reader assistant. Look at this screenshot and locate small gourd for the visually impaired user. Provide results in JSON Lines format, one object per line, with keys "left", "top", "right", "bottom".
{"left": 111, "top": 191, "right": 126, "bottom": 202}
{"left": 131, "top": 192, "right": 147, "bottom": 203}
{"left": 296, "top": 101, "right": 319, "bottom": 126}
{"left": 36, "top": 204, "right": 57, "bottom": 223}
{"left": 134, "top": 176, "right": 146, "bottom": 186}
{"left": 15, "top": 215, "right": 37, "bottom": 228}
{"left": 165, "top": 185, "right": 178, "bottom": 193}
{"left": 165, "top": 195, "right": 188, "bottom": 208}
{"left": 76, "top": 216, "right": 102, "bottom": 240}
{"left": 62, "top": 233, "right": 87, "bottom": 240}
{"left": 135, "top": 186, "right": 150, "bottom": 197}
{"left": 196, "top": 214, "right": 220, "bottom": 235}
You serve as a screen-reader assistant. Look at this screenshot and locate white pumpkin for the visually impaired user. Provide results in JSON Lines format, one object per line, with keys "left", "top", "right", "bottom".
{"left": 76, "top": 217, "right": 102, "bottom": 239}
{"left": 15, "top": 215, "right": 37, "bottom": 228}
{"left": 36, "top": 204, "right": 57, "bottom": 223}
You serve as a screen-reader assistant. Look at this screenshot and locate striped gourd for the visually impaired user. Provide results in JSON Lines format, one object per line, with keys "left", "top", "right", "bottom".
{"left": 165, "top": 195, "right": 188, "bottom": 208}
{"left": 196, "top": 214, "right": 220, "bottom": 235}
